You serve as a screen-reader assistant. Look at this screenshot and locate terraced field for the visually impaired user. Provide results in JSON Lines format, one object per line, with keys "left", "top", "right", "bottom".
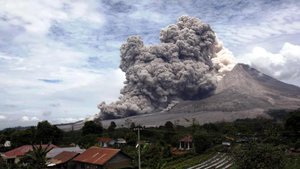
{"left": 187, "top": 153, "right": 233, "bottom": 169}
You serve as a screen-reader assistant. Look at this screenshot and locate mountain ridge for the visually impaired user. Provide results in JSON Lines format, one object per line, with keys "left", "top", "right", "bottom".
{"left": 167, "top": 63, "right": 300, "bottom": 114}
{"left": 58, "top": 63, "right": 300, "bottom": 130}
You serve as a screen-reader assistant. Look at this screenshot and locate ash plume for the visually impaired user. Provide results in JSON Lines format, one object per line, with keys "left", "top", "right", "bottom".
{"left": 98, "top": 16, "right": 235, "bottom": 119}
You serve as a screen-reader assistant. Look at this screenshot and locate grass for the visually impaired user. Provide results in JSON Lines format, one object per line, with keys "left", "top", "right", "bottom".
{"left": 284, "top": 156, "right": 300, "bottom": 169}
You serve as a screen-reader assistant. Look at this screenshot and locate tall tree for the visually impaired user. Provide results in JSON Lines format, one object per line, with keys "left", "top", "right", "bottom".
{"left": 193, "top": 131, "right": 211, "bottom": 154}
{"left": 36, "top": 121, "right": 62, "bottom": 144}
{"left": 108, "top": 121, "right": 117, "bottom": 132}
{"left": 82, "top": 121, "right": 103, "bottom": 136}
{"left": 164, "top": 121, "right": 174, "bottom": 130}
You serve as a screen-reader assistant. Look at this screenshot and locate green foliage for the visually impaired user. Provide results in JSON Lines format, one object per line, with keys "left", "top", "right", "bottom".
{"left": 78, "top": 134, "right": 98, "bottom": 149}
{"left": 59, "top": 130, "right": 81, "bottom": 146}
{"left": 193, "top": 131, "right": 211, "bottom": 154}
{"left": 130, "top": 122, "right": 136, "bottom": 129}
{"left": 36, "top": 121, "right": 63, "bottom": 144}
{"left": 284, "top": 156, "right": 300, "bottom": 169}
{"left": 108, "top": 121, "right": 117, "bottom": 131}
{"left": 124, "top": 131, "right": 136, "bottom": 146}
{"left": 141, "top": 143, "right": 165, "bottom": 169}
{"left": 81, "top": 121, "right": 103, "bottom": 136}
{"left": 11, "top": 127, "right": 36, "bottom": 147}
{"left": 20, "top": 144, "right": 53, "bottom": 169}
{"left": 233, "top": 143, "right": 285, "bottom": 169}
{"left": 285, "top": 110, "right": 300, "bottom": 133}
{"left": 165, "top": 121, "right": 174, "bottom": 130}
{"left": 294, "top": 140, "right": 300, "bottom": 149}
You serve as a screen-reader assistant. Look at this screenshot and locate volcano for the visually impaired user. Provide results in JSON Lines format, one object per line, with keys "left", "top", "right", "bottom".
{"left": 100, "top": 63, "right": 300, "bottom": 127}
{"left": 170, "top": 63, "right": 300, "bottom": 114}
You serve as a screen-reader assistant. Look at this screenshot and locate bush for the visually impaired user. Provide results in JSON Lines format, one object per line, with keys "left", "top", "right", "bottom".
{"left": 233, "top": 143, "right": 285, "bottom": 169}
{"left": 193, "top": 132, "right": 211, "bottom": 154}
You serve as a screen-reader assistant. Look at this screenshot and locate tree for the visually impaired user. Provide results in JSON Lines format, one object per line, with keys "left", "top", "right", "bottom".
{"left": 233, "top": 143, "right": 285, "bottom": 169}
{"left": 11, "top": 128, "right": 35, "bottom": 147}
{"left": 82, "top": 121, "right": 103, "bottom": 136}
{"left": 164, "top": 121, "right": 174, "bottom": 130}
{"left": 124, "top": 131, "right": 136, "bottom": 146}
{"left": 108, "top": 121, "right": 117, "bottom": 132}
{"left": 193, "top": 132, "right": 211, "bottom": 154}
{"left": 142, "top": 143, "right": 165, "bottom": 169}
{"left": 285, "top": 110, "right": 300, "bottom": 133}
{"left": 130, "top": 122, "right": 136, "bottom": 129}
{"left": 36, "top": 121, "right": 62, "bottom": 144}
{"left": 78, "top": 134, "right": 98, "bottom": 149}
{"left": 21, "top": 144, "right": 53, "bottom": 169}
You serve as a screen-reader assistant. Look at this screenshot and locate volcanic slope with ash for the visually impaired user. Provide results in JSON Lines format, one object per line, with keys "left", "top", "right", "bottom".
{"left": 168, "top": 63, "right": 300, "bottom": 114}
{"left": 99, "top": 64, "right": 300, "bottom": 127}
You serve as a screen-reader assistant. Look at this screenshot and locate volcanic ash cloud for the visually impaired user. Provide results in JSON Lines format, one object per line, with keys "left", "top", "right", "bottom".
{"left": 98, "top": 16, "right": 235, "bottom": 119}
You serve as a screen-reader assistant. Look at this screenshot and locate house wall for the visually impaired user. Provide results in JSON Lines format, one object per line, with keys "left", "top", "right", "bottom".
{"left": 73, "top": 162, "right": 103, "bottom": 169}
{"left": 105, "top": 153, "right": 132, "bottom": 169}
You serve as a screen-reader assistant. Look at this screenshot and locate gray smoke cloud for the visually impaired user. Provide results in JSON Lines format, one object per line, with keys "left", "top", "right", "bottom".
{"left": 98, "top": 16, "right": 235, "bottom": 119}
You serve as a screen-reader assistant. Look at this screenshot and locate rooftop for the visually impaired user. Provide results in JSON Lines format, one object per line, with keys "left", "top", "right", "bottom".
{"left": 47, "top": 151, "right": 79, "bottom": 167}
{"left": 73, "top": 147, "right": 120, "bottom": 165}
{"left": 2, "top": 144, "right": 58, "bottom": 159}
{"left": 97, "top": 137, "right": 113, "bottom": 143}
{"left": 179, "top": 135, "right": 193, "bottom": 142}
{"left": 46, "top": 146, "right": 85, "bottom": 158}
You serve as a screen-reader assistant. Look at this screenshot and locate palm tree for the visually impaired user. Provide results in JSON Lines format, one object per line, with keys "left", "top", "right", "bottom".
{"left": 22, "top": 144, "right": 53, "bottom": 169}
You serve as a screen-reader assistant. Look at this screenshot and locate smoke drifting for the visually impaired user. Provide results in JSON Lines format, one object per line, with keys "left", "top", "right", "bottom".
{"left": 99, "top": 16, "right": 235, "bottom": 119}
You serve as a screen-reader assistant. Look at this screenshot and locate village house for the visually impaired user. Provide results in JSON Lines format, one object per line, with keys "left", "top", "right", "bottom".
{"left": 47, "top": 151, "right": 79, "bottom": 169}
{"left": 46, "top": 146, "right": 85, "bottom": 159}
{"left": 179, "top": 135, "right": 193, "bottom": 150}
{"left": 1, "top": 144, "right": 58, "bottom": 164}
{"left": 97, "top": 137, "right": 115, "bottom": 147}
{"left": 72, "top": 147, "right": 132, "bottom": 169}
{"left": 115, "top": 138, "right": 127, "bottom": 147}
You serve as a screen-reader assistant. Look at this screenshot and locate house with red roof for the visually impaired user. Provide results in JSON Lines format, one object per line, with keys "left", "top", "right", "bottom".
{"left": 47, "top": 151, "right": 79, "bottom": 169}
{"left": 72, "top": 147, "right": 132, "bottom": 169}
{"left": 97, "top": 137, "right": 115, "bottom": 147}
{"left": 1, "top": 144, "right": 58, "bottom": 164}
{"left": 179, "top": 135, "right": 193, "bottom": 150}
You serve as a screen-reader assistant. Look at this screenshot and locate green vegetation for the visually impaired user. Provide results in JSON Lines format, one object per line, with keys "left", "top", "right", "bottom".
{"left": 81, "top": 120, "right": 103, "bottom": 136}
{"left": 0, "top": 109, "right": 299, "bottom": 169}
{"left": 21, "top": 144, "right": 53, "bottom": 169}
{"left": 233, "top": 143, "right": 285, "bottom": 169}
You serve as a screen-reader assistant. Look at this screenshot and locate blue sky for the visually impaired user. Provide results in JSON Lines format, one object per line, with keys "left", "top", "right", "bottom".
{"left": 0, "top": 0, "right": 300, "bottom": 129}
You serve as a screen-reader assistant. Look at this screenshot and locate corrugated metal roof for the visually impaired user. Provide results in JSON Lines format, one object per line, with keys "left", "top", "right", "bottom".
{"left": 3, "top": 144, "right": 58, "bottom": 159}
{"left": 73, "top": 147, "right": 120, "bottom": 165}
{"left": 46, "top": 146, "right": 85, "bottom": 158}
{"left": 47, "top": 151, "right": 79, "bottom": 166}
{"left": 115, "top": 138, "right": 126, "bottom": 144}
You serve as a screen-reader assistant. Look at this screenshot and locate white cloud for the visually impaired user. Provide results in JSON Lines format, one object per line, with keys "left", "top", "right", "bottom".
{"left": 0, "top": 0, "right": 105, "bottom": 35}
{"left": 240, "top": 42, "right": 300, "bottom": 86}
{"left": 129, "top": 10, "right": 169, "bottom": 23}
{"left": 21, "top": 116, "right": 39, "bottom": 122}
{"left": 31, "top": 116, "right": 39, "bottom": 121}
{"left": 21, "top": 116, "right": 29, "bottom": 121}
{"left": 0, "top": 115, "right": 7, "bottom": 120}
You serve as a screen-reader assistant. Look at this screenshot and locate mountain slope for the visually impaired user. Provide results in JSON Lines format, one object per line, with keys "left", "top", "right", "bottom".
{"left": 97, "top": 63, "right": 300, "bottom": 128}
{"left": 168, "top": 63, "right": 300, "bottom": 114}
